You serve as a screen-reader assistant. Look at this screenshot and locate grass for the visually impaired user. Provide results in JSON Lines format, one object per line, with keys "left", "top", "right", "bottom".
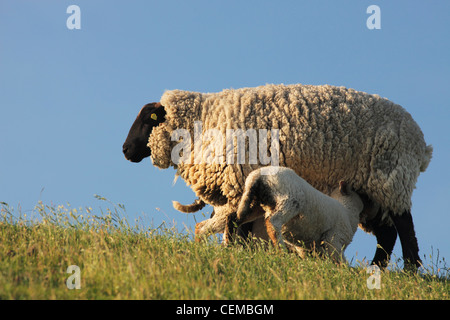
{"left": 0, "top": 199, "right": 448, "bottom": 300}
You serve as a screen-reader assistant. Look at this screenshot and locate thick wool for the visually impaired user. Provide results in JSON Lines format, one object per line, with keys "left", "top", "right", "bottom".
{"left": 236, "top": 167, "right": 364, "bottom": 261}
{"left": 148, "top": 84, "right": 432, "bottom": 227}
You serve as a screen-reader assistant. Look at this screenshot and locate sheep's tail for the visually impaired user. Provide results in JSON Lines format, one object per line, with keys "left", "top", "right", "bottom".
{"left": 172, "top": 198, "right": 206, "bottom": 213}
{"left": 236, "top": 170, "right": 263, "bottom": 223}
{"left": 420, "top": 144, "right": 433, "bottom": 172}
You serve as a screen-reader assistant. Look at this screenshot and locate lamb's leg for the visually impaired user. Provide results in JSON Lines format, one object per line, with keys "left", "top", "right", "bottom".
{"left": 371, "top": 221, "right": 397, "bottom": 268}
{"left": 390, "top": 210, "right": 422, "bottom": 271}
{"left": 194, "top": 220, "right": 208, "bottom": 242}
{"left": 195, "top": 205, "right": 231, "bottom": 242}
{"left": 265, "top": 206, "right": 298, "bottom": 249}
{"left": 224, "top": 212, "right": 239, "bottom": 244}
{"left": 322, "top": 244, "right": 345, "bottom": 263}
{"left": 226, "top": 206, "right": 265, "bottom": 245}
{"left": 264, "top": 218, "right": 283, "bottom": 248}
{"left": 320, "top": 232, "right": 346, "bottom": 263}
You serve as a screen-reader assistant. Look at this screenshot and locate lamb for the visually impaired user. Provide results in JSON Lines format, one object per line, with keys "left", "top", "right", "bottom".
{"left": 122, "top": 83, "right": 433, "bottom": 270}
{"left": 227, "top": 166, "right": 364, "bottom": 262}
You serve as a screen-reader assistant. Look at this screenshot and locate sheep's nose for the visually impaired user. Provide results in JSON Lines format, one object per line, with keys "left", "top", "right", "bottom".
{"left": 122, "top": 144, "right": 129, "bottom": 155}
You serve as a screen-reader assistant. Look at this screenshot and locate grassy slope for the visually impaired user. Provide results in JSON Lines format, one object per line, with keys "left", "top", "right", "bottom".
{"left": 0, "top": 201, "right": 448, "bottom": 300}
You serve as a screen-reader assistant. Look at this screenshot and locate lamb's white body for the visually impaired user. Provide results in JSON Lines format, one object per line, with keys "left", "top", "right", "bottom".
{"left": 235, "top": 167, "right": 364, "bottom": 261}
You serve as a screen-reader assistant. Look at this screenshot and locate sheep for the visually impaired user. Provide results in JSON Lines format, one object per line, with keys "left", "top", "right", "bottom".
{"left": 122, "top": 83, "right": 432, "bottom": 270}
{"left": 226, "top": 166, "right": 364, "bottom": 262}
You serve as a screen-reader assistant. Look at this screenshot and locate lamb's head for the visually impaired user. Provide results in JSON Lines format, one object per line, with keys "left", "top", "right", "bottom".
{"left": 123, "top": 102, "right": 166, "bottom": 162}
{"left": 331, "top": 181, "right": 364, "bottom": 216}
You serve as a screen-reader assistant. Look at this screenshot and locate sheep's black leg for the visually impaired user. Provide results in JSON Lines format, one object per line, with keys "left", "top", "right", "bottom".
{"left": 371, "top": 221, "right": 397, "bottom": 269}
{"left": 390, "top": 210, "right": 422, "bottom": 271}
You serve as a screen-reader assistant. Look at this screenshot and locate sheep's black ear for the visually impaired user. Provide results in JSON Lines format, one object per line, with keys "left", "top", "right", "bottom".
{"left": 152, "top": 103, "right": 166, "bottom": 124}
{"left": 142, "top": 102, "right": 166, "bottom": 125}
{"left": 339, "top": 181, "right": 350, "bottom": 196}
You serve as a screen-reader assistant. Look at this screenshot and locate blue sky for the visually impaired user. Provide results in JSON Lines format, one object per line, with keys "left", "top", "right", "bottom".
{"left": 1, "top": 1, "right": 449, "bottom": 269}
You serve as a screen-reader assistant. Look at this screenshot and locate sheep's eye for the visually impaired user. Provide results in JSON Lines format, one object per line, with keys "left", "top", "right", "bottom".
{"left": 151, "top": 113, "right": 157, "bottom": 121}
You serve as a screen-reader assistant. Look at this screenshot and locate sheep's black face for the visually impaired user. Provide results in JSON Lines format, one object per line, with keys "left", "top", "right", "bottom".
{"left": 123, "top": 102, "right": 166, "bottom": 163}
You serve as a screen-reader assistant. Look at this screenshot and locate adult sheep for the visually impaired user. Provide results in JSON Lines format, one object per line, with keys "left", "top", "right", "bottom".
{"left": 122, "top": 83, "right": 433, "bottom": 270}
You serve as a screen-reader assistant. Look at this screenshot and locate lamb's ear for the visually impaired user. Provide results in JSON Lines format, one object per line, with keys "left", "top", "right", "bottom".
{"left": 339, "top": 181, "right": 350, "bottom": 196}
